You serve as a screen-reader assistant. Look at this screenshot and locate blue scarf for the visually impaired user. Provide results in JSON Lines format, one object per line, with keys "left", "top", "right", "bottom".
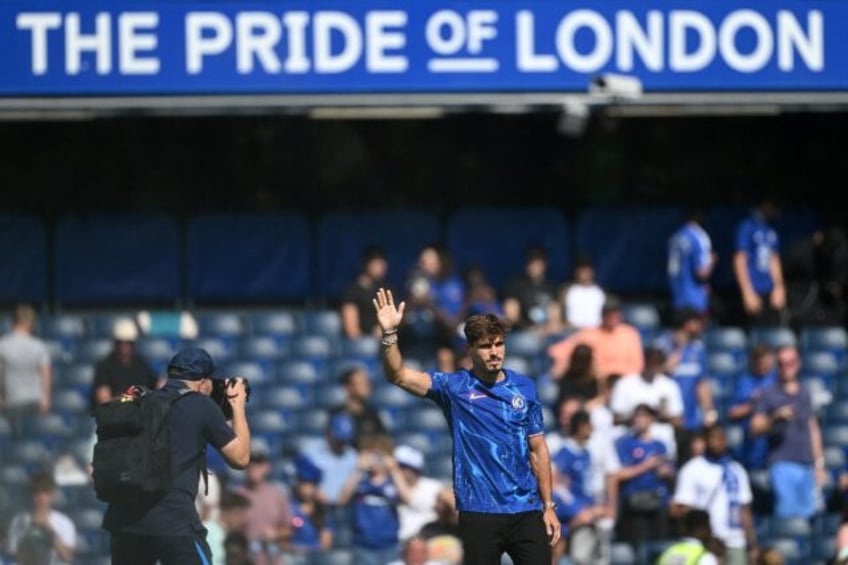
{"left": 704, "top": 452, "right": 741, "bottom": 527}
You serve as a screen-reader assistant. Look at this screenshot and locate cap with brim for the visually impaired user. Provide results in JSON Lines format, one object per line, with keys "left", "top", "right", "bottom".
{"left": 294, "top": 455, "right": 323, "bottom": 483}
{"left": 167, "top": 346, "right": 217, "bottom": 381}
{"left": 394, "top": 445, "right": 424, "bottom": 472}
{"left": 113, "top": 318, "right": 139, "bottom": 342}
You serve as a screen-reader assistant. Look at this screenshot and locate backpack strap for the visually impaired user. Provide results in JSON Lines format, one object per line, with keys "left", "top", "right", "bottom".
{"left": 161, "top": 387, "right": 210, "bottom": 496}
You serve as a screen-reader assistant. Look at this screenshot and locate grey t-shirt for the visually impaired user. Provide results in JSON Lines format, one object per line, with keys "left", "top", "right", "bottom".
{"left": 0, "top": 331, "right": 50, "bottom": 407}
{"left": 754, "top": 383, "right": 814, "bottom": 465}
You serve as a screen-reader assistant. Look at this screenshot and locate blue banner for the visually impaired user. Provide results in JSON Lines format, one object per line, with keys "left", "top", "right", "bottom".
{"left": 1, "top": 0, "right": 844, "bottom": 96}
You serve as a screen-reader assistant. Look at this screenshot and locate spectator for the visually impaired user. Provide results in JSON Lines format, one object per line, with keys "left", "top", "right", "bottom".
{"left": 338, "top": 433, "right": 411, "bottom": 565}
{"left": 727, "top": 343, "right": 777, "bottom": 471}
{"left": 341, "top": 245, "right": 389, "bottom": 340}
{"left": 547, "top": 295, "right": 643, "bottom": 386}
{"left": 418, "top": 490, "right": 463, "bottom": 565}
{"left": 402, "top": 242, "right": 465, "bottom": 360}
{"left": 394, "top": 444, "right": 447, "bottom": 543}
{"left": 502, "top": 244, "right": 561, "bottom": 334}
{"left": 614, "top": 404, "right": 675, "bottom": 554}
{"left": 300, "top": 412, "right": 359, "bottom": 506}
{"left": 558, "top": 253, "right": 606, "bottom": 330}
{"left": 667, "top": 205, "right": 717, "bottom": 320}
{"left": 609, "top": 347, "right": 683, "bottom": 461}
{"left": 387, "top": 535, "right": 443, "bottom": 565}
{"left": 545, "top": 396, "right": 584, "bottom": 457}
{"left": 223, "top": 531, "right": 254, "bottom": 565}
{"left": 281, "top": 455, "right": 333, "bottom": 558}
{"left": 5, "top": 471, "right": 76, "bottom": 565}
{"left": 209, "top": 490, "right": 252, "bottom": 565}
{"left": 654, "top": 307, "right": 717, "bottom": 464}
{"left": 0, "top": 304, "right": 52, "bottom": 436}
{"left": 657, "top": 509, "right": 721, "bottom": 565}
{"left": 757, "top": 546, "right": 786, "bottom": 565}
{"left": 784, "top": 224, "right": 848, "bottom": 328}
{"left": 460, "top": 264, "right": 503, "bottom": 318}
{"left": 90, "top": 317, "right": 159, "bottom": 409}
{"left": 751, "top": 344, "right": 826, "bottom": 519}
{"left": 836, "top": 509, "right": 848, "bottom": 565}
{"left": 555, "top": 343, "right": 599, "bottom": 407}
{"left": 329, "top": 365, "right": 386, "bottom": 448}
{"left": 551, "top": 410, "right": 610, "bottom": 565}
{"left": 233, "top": 444, "right": 292, "bottom": 565}
{"left": 671, "top": 425, "right": 758, "bottom": 565}
{"left": 732, "top": 195, "right": 788, "bottom": 328}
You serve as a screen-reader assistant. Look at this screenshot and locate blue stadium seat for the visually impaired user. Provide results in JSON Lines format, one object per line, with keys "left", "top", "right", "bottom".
{"left": 505, "top": 330, "right": 546, "bottom": 358}
{"left": 187, "top": 336, "right": 234, "bottom": 364}
{"left": 610, "top": 542, "right": 636, "bottom": 565}
{"left": 75, "top": 338, "right": 114, "bottom": 363}
{"left": 221, "top": 360, "right": 270, "bottom": 386}
{"left": 237, "top": 335, "right": 287, "bottom": 363}
{"left": 54, "top": 214, "right": 181, "bottom": 305}
{"left": 289, "top": 335, "right": 337, "bottom": 374}
{"left": 621, "top": 302, "right": 661, "bottom": 330}
{"left": 186, "top": 213, "right": 312, "bottom": 303}
{"left": 536, "top": 378, "right": 558, "bottom": 407}
{"left": 316, "top": 209, "right": 441, "bottom": 301}
{"left": 426, "top": 453, "right": 453, "bottom": 481}
{"left": 9, "top": 439, "right": 52, "bottom": 467}
{"left": 576, "top": 206, "right": 684, "bottom": 294}
{"left": 197, "top": 312, "right": 246, "bottom": 338}
{"left": 302, "top": 310, "right": 343, "bottom": 339}
{"left": 402, "top": 407, "right": 448, "bottom": 434}
{"left": 22, "top": 413, "right": 74, "bottom": 444}
{"left": 52, "top": 388, "right": 88, "bottom": 416}
{"left": 823, "top": 424, "right": 848, "bottom": 447}
{"left": 58, "top": 363, "right": 95, "bottom": 390}
{"left": 275, "top": 360, "right": 321, "bottom": 387}
{"left": 248, "top": 310, "right": 301, "bottom": 338}
{"left": 44, "top": 338, "right": 73, "bottom": 365}
{"left": 134, "top": 337, "right": 177, "bottom": 363}
{"left": 371, "top": 385, "right": 416, "bottom": 410}
{"left": 825, "top": 400, "right": 848, "bottom": 425}
{"left": 395, "top": 432, "right": 437, "bottom": 458}
{"left": 259, "top": 385, "right": 308, "bottom": 411}
{"left": 704, "top": 326, "right": 748, "bottom": 353}
{"left": 294, "top": 409, "right": 329, "bottom": 435}
{"left": 41, "top": 314, "right": 88, "bottom": 340}
{"left": 725, "top": 424, "right": 744, "bottom": 453}
{"left": 313, "top": 385, "right": 347, "bottom": 409}
{"left": 339, "top": 337, "right": 380, "bottom": 361}
{"left": 749, "top": 326, "right": 797, "bottom": 349}
{"left": 248, "top": 410, "right": 290, "bottom": 437}
{"left": 0, "top": 464, "right": 29, "bottom": 488}
{"left": 811, "top": 537, "right": 835, "bottom": 561}
{"left": 503, "top": 356, "right": 532, "bottom": 375}
{"left": 801, "top": 325, "right": 848, "bottom": 353}
{"left": 802, "top": 350, "right": 840, "bottom": 377}
{"left": 824, "top": 446, "right": 845, "bottom": 472}
{"left": 707, "top": 351, "right": 743, "bottom": 379}
{"left": 446, "top": 207, "right": 571, "bottom": 291}
{"left": 0, "top": 214, "right": 48, "bottom": 303}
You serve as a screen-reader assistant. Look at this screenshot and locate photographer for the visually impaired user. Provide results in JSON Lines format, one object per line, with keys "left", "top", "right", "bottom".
{"left": 102, "top": 346, "right": 251, "bottom": 565}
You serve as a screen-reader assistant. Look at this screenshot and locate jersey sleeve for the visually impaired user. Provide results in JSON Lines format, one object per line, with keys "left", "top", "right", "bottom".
{"left": 672, "top": 463, "right": 699, "bottom": 506}
{"left": 425, "top": 372, "right": 451, "bottom": 408}
{"left": 735, "top": 220, "right": 752, "bottom": 253}
{"left": 527, "top": 392, "right": 544, "bottom": 437}
{"left": 735, "top": 463, "right": 753, "bottom": 505}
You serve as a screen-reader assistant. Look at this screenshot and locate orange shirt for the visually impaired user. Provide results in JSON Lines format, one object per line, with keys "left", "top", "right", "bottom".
{"left": 547, "top": 324, "right": 644, "bottom": 381}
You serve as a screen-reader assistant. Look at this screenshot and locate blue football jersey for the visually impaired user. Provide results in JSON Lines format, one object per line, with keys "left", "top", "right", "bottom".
{"left": 668, "top": 222, "right": 713, "bottom": 311}
{"left": 426, "top": 368, "right": 545, "bottom": 514}
{"left": 735, "top": 212, "right": 780, "bottom": 294}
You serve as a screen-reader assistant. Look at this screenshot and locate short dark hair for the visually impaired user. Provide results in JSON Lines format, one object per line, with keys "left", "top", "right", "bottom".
{"left": 463, "top": 313, "right": 510, "bottom": 344}
{"left": 569, "top": 410, "right": 592, "bottom": 434}
{"left": 29, "top": 471, "right": 55, "bottom": 494}
{"left": 339, "top": 364, "right": 368, "bottom": 386}
{"left": 361, "top": 245, "right": 386, "bottom": 267}
{"left": 683, "top": 509, "right": 712, "bottom": 536}
{"left": 525, "top": 244, "right": 548, "bottom": 262}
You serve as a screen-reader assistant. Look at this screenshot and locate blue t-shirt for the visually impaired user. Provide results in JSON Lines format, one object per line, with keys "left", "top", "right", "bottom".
{"left": 103, "top": 380, "right": 236, "bottom": 535}
{"left": 730, "top": 371, "right": 777, "bottom": 469}
{"left": 430, "top": 276, "right": 466, "bottom": 319}
{"left": 735, "top": 211, "right": 780, "bottom": 294}
{"left": 351, "top": 476, "right": 400, "bottom": 550}
{"left": 654, "top": 333, "right": 707, "bottom": 430}
{"left": 754, "top": 383, "right": 815, "bottom": 465}
{"left": 553, "top": 439, "right": 594, "bottom": 521}
{"left": 289, "top": 499, "right": 332, "bottom": 550}
{"left": 615, "top": 433, "right": 669, "bottom": 498}
{"left": 668, "top": 223, "right": 713, "bottom": 311}
{"left": 426, "top": 368, "right": 545, "bottom": 514}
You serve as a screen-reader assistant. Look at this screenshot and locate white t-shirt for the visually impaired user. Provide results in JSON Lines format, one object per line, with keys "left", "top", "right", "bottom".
{"left": 7, "top": 510, "right": 76, "bottom": 565}
{"left": 398, "top": 476, "right": 445, "bottom": 541}
{"left": 673, "top": 456, "right": 753, "bottom": 549}
{"left": 0, "top": 330, "right": 50, "bottom": 407}
{"left": 610, "top": 373, "right": 684, "bottom": 421}
{"left": 563, "top": 284, "right": 605, "bottom": 329}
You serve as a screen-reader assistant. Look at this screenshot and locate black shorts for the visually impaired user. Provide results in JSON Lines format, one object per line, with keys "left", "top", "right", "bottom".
{"left": 110, "top": 531, "right": 213, "bottom": 565}
{"left": 458, "top": 510, "right": 551, "bottom": 565}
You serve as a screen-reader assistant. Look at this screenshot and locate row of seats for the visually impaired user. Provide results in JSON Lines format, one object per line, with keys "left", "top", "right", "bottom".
{"left": 1, "top": 205, "right": 820, "bottom": 306}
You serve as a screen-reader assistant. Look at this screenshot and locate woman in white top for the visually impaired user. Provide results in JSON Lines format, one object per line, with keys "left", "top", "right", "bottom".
{"left": 560, "top": 255, "right": 606, "bottom": 329}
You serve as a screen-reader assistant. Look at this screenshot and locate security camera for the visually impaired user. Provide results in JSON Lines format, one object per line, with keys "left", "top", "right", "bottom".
{"left": 589, "top": 74, "right": 643, "bottom": 100}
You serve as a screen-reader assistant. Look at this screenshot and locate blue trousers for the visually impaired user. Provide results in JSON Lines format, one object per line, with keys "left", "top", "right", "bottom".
{"left": 769, "top": 460, "right": 816, "bottom": 518}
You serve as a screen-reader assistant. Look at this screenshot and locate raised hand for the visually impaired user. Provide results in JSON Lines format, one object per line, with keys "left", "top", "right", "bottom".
{"left": 373, "top": 288, "right": 405, "bottom": 334}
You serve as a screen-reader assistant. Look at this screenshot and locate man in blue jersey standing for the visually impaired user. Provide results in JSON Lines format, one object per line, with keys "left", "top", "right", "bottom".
{"left": 732, "top": 196, "right": 788, "bottom": 328}
{"left": 667, "top": 206, "right": 716, "bottom": 320}
{"left": 373, "top": 288, "right": 561, "bottom": 564}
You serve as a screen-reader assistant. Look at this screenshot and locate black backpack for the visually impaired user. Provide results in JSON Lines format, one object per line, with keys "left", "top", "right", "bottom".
{"left": 91, "top": 385, "right": 194, "bottom": 504}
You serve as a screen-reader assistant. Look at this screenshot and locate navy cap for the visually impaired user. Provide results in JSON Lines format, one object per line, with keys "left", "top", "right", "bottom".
{"left": 167, "top": 346, "right": 217, "bottom": 380}
{"left": 328, "top": 412, "right": 355, "bottom": 443}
